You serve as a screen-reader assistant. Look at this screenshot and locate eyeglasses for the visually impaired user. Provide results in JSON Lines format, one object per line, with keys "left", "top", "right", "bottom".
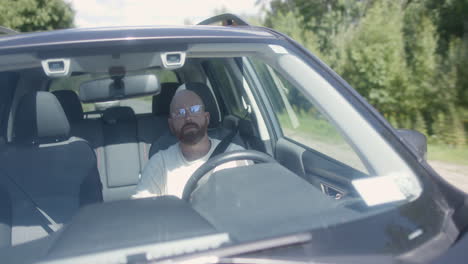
{"left": 171, "top": 104, "right": 204, "bottom": 119}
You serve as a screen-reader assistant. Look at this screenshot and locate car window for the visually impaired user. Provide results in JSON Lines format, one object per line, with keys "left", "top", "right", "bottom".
{"left": 249, "top": 58, "right": 368, "bottom": 173}
{"left": 204, "top": 59, "right": 249, "bottom": 118}
{"left": 49, "top": 70, "right": 178, "bottom": 115}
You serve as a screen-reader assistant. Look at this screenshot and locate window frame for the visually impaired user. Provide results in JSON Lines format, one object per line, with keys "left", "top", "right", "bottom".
{"left": 202, "top": 58, "right": 248, "bottom": 119}
{"left": 0, "top": 72, "right": 18, "bottom": 141}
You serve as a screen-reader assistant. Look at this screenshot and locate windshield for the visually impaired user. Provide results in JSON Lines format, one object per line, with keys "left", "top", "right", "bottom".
{"left": 0, "top": 39, "right": 441, "bottom": 264}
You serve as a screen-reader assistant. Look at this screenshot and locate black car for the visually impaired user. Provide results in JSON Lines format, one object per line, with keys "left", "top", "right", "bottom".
{"left": 0, "top": 14, "right": 466, "bottom": 264}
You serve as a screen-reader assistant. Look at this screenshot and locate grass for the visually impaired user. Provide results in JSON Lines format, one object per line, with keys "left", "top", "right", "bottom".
{"left": 277, "top": 111, "right": 344, "bottom": 144}
{"left": 427, "top": 144, "right": 468, "bottom": 166}
{"left": 278, "top": 111, "right": 468, "bottom": 166}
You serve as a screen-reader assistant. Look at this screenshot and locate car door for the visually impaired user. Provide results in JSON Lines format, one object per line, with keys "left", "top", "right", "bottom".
{"left": 244, "top": 57, "right": 370, "bottom": 201}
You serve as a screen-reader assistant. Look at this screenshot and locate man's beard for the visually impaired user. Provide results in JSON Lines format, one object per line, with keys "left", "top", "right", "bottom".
{"left": 177, "top": 121, "right": 207, "bottom": 145}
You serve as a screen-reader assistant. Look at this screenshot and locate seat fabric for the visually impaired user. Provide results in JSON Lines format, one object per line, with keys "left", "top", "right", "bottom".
{"left": 0, "top": 91, "right": 102, "bottom": 246}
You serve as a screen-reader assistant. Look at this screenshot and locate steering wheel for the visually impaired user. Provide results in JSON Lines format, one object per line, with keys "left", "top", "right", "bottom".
{"left": 182, "top": 150, "right": 277, "bottom": 201}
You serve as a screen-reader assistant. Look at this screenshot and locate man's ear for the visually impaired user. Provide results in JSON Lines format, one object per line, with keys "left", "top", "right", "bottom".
{"left": 168, "top": 118, "right": 175, "bottom": 134}
{"left": 205, "top": 111, "right": 210, "bottom": 125}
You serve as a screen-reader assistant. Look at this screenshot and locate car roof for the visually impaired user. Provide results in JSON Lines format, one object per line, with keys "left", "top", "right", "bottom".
{"left": 0, "top": 25, "right": 281, "bottom": 55}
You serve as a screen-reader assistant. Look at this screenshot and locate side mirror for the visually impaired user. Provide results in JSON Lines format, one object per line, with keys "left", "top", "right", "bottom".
{"left": 396, "top": 129, "right": 427, "bottom": 160}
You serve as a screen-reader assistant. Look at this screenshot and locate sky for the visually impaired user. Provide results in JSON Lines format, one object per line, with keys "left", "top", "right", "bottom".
{"left": 65, "top": 0, "right": 267, "bottom": 28}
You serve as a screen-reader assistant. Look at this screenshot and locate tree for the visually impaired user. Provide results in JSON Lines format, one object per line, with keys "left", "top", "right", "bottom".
{"left": 424, "top": 0, "right": 468, "bottom": 110}
{"left": 342, "top": 1, "right": 408, "bottom": 115}
{"left": 0, "top": 0, "right": 74, "bottom": 32}
{"left": 402, "top": 3, "right": 442, "bottom": 117}
{"left": 262, "top": 0, "right": 467, "bottom": 145}
{"left": 265, "top": 0, "right": 366, "bottom": 72}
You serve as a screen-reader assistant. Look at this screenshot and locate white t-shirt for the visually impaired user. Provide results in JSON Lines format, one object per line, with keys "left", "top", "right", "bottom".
{"left": 133, "top": 138, "right": 244, "bottom": 199}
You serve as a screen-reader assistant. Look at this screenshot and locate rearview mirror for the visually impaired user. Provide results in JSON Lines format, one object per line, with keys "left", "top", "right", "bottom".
{"left": 396, "top": 129, "right": 427, "bottom": 160}
{"left": 79, "top": 74, "right": 160, "bottom": 103}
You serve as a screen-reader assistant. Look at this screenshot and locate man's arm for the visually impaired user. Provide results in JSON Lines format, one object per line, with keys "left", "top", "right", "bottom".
{"left": 132, "top": 154, "right": 165, "bottom": 199}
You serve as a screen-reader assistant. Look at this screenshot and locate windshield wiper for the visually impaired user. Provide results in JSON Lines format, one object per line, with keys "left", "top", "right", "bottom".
{"left": 184, "top": 256, "right": 308, "bottom": 264}
{"left": 151, "top": 232, "right": 312, "bottom": 264}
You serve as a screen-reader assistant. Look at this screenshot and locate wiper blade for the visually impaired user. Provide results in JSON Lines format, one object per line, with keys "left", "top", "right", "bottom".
{"left": 212, "top": 256, "right": 307, "bottom": 264}
{"left": 153, "top": 232, "right": 312, "bottom": 264}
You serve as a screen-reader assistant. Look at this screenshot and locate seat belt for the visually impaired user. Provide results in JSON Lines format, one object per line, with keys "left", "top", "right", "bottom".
{"left": 1, "top": 169, "right": 60, "bottom": 234}
{"left": 209, "top": 111, "right": 251, "bottom": 159}
{"left": 209, "top": 126, "right": 238, "bottom": 159}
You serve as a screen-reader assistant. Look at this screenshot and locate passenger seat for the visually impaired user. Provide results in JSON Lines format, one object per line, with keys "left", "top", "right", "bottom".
{"left": 0, "top": 91, "right": 102, "bottom": 246}
{"left": 53, "top": 90, "right": 156, "bottom": 201}
{"left": 52, "top": 90, "right": 105, "bottom": 179}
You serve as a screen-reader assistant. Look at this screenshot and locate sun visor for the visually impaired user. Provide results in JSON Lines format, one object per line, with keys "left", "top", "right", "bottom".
{"left": 79, "top": 74, "right": 160, "bottom": 103}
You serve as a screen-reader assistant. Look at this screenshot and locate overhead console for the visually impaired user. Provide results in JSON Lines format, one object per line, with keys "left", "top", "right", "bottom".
{"left": 40, "top": 51, "right": 187, "bottom": 78}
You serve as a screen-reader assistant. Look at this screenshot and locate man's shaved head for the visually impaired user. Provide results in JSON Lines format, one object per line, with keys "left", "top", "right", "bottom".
{"left": 170, "top": 90, "right": 204, "bottom": 113}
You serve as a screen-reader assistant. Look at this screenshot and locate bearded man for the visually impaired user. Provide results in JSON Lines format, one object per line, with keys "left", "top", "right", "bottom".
{"left": 133, "top": 88, "right": 244, "bottom": 199}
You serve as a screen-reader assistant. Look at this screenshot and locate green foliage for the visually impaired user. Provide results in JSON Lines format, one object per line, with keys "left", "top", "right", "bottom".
{"left": 342, "top": 1, "right": 408, "bottom": 114}
{"left": 263, "top": 0, "right": 468, "bottom": 147}
{"left": 431, "top": 111, "right": 448, "bottom": 144}
{"left": 445, "top": 38, "right": 468, "bottom": 108}
{"left": 400, "top": 115, "right": 412, "bottom": 130}
{"left": 388, "top": 113, "right": 398, "bottom": 128}
{"left": 414, "top": 111, "right": 428, "bottom": 137}
{"left": 0, "top": 0, "right": 74, "bottom": 32}
{"left": 267, "top": 9, "right": 322, "bottom": 57}
{"left": 403, "top": 4, "right": 440, "bottom": 113}
{"left": 448, "top": 106, "right": 466, "bottom": 146}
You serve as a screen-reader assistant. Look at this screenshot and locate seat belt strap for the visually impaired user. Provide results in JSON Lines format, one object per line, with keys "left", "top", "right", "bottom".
{"left": 209, "top": 127, "right": 238, "bottom": 159}
{"left": 1, "top": 169, "right": 60, "bottom": 233}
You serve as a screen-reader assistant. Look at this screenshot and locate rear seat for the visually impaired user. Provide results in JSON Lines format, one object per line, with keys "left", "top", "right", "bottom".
{"left": 52, "top": 90, "right": 105, "bottom": 178}
{"left": 52, "top": 91, "right": 109, "bottom": 199}
{"left": 53, "top": 91, "right": 140, "bottom": 201}
{"left": 52, "top": 82, "right": 243, "bottom": 202}
{"left": 136, "top": 82, "right": 179, "bottom": 170}
{"left": 100, "top": 106, "right": 141, "bottom": 200}
{"left": 53, "top": 84, "right": 180, "bottom": 201}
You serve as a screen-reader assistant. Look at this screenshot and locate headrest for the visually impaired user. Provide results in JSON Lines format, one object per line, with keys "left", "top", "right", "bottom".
{"left": 152, "top": 82, "right": 179, "bottom": 115}
{"left": 52, "top": 90, "right": 84, "bottom": 122}
{"left": 102, "top": 106, "right": 136, "bottom": 124}
{"left": 183, "top": 82, "right": 221, "bottom": 128}
{"left": 14, "top": 91, "right": 70, "bottom": 144}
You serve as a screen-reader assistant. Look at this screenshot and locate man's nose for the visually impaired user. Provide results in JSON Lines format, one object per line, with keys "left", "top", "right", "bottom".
{"left": 183, "top": 112, "right": 192, "bottom": 121}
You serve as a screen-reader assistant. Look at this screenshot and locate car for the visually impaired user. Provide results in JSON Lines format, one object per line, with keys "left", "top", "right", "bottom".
{"left": 0, "top": 13, "right": 467, "bottom": 264}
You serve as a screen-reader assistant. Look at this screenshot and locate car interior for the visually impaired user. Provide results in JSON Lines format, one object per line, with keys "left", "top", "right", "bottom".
{"left": 0, "top": 42, "right": 427, "bottom": 262}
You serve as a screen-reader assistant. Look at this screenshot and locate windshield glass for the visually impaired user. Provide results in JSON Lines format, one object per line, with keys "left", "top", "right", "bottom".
{"left": 0, "top": 40, "right": 433, "bottom": 263}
